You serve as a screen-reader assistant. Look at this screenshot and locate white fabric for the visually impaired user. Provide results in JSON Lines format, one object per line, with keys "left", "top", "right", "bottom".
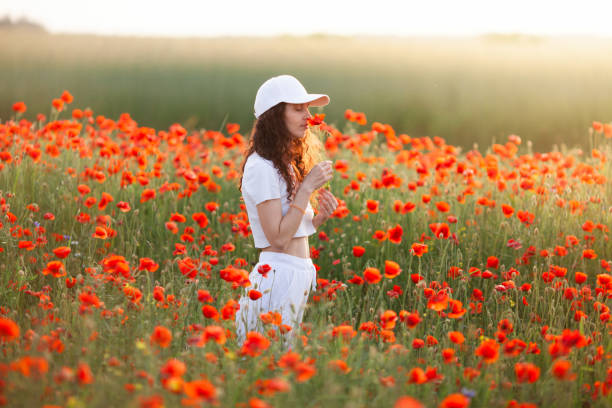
{"left": 254, "top": 74, "right": 330, "bottom": 118}
{"left": 235, "top": 251, "right": 317, "bottom": 349}
{"left": 242, "top": 152, "right": 316, "bottom": 249}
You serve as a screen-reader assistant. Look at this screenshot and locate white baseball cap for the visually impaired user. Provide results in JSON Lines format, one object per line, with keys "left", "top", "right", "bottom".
{"left": 254, "top": 75, "right": 330, "bottom": 118}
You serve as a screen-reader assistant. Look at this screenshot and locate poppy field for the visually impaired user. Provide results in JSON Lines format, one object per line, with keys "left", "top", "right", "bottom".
{"left": 0, "top": 94, "right": 611, "bottom": 408}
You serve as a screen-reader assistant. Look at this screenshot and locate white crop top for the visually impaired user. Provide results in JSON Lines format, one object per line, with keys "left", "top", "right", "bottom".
{"left": 241, "top": 152, "right": 316, "bottom": 248}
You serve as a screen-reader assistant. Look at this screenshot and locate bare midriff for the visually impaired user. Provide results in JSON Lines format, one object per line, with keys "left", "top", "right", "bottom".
{"left": 260, "top": 236, "right": 310, "bottom": 259}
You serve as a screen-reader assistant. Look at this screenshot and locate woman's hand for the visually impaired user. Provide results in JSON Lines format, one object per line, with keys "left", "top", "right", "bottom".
{"left": 301, "top": 161, "right": 333, "bottom": 194}
{"left": 315, "top": 188, "right": 338, "bottom": 221}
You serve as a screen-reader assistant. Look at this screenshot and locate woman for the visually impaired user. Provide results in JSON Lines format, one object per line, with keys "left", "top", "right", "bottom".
{"left": 235, "top": 74, "right": 338, "bottom": 350}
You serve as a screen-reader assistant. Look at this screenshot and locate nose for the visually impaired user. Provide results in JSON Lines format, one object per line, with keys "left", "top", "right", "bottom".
{"left": 304, "top": 108, "right": 312, "bottom": 119}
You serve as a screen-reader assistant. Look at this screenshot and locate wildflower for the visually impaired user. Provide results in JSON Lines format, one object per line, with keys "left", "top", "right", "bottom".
{"left": 202, "top": 326, "right": 226, "bottom": 345}
{"left": 328, "top": 359, "right": 351, "bottom": 374}
{"left": 352, "top": 246, "right": 366, "bottom": 257}
{"left": 515, "top": 362, "right": 540, "bottom": 383}
{"left": 183, "top": 378, "right": 217, "bottom": 402}
{"left": 427, "top": 290, "right": 449, "bottom": 311}
{"left": 380, "top": 310, "right": 398, "bottom": 329}
{"left": 442, "top": 348, "right": 456, "bottom": 364}
{"left": 150, "top": 326, "right": 172, "bottom": 348}
{"left": 551, "top": 359, "right": 575, "bottom": 380}
{"left": 240, "top": 332, "right": 270, "bottom": 357}
{"left": 205, "top": 202, "right": 219, "bottom": 212}
{"left": 439, "top": 393, "right": 469, "bottom": 408}
{"left": 400, "top": 311, "right": 421, "bottom": 329}
{"left": 202, "top": 305, "right": 219, "bottom": 320}
{"left": 52, "top": 247, "right": 71, "bottom": 259}
{"left": 475, "top": 339, "right": 499, "bottom": 364}
{"left": 140, "top": 189, "right": 156, "bottom": 203}
{"left": 0, "top": 317, "right": 20, "bottom": 343}
{"left": 449, "top": 331, "right": 465, "bottom": 345}
{"left": 429, "top": 223, "right": 450, "bottom": 239}
{"left": 394, "top": 396, "right": 424, "bottom": 408}
{"left": 42, "top": 261, "right": 66, "bottom": 278}
{"left": 192, "top": 212, "right": 209, "bottom": 228}
{"left": 12, "top": 101, "right": 27, "bottom": 113}
{"left": 138, "top": 258, "right": 159, "bottom": 273}
{"left": 384, "top": 260, "right": 401, "bottom": 279}
{"left": 582, "top": 249, "right": 597, "bottom": 260}
{"left": 487, "top": 256, "right": 499, "bottom": 269}
{"left": 501, "top": 204, "right": 514, "bottom": 218}
{"left": 76, "top": 363, "right": 93, "bottom": 385}
{"left": 410, "top": 243, "right": 428, "bottom": 257}
{"left": 364, "top": 267, "right": 381, "bottom": 284}
{"left": 117, "top": 201, "right": 131, "bottom": 212}
{"left": 331, "top": 325, "right": 357, "bottom": 341}
{"left": 407, "top": 367, "right": 427, "bottom": 384}
{"left": 52, "top": 98, "right": 64, "bottom": 111}
{"left": 249, "top": 290, "right": 262, "bottom": 300}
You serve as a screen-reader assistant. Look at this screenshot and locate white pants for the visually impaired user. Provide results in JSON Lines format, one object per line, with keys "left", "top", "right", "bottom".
{"left": 235, "top": 251, "right": 317, "bottom": 349}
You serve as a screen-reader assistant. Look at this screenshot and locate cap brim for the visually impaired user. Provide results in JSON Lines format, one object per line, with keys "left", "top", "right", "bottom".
{"left": 285, "top": 94, "right": 330, "bottom": 107}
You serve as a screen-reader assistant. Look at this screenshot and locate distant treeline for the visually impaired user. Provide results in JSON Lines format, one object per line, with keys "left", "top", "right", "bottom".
{"left": 0, "top": 15, "right": 46, "bottom": 32}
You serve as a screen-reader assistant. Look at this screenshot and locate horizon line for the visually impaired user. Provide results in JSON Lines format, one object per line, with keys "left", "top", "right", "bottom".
{"left": 3, "top": 27, "right": 612, "bottom": 41}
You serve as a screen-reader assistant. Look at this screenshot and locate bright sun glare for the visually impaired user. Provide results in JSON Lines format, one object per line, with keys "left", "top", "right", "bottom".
{"left": 2, "top": 0, "right": 612, "bottom": 37}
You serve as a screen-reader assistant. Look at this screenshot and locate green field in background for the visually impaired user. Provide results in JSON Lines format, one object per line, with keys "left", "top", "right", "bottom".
{"left": 2, "top": 30, "right": 612, "bottom": 151}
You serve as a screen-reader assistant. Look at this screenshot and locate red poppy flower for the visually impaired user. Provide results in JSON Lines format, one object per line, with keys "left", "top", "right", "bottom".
{"left": 429, "top": 223, "right": 450, "bottom": 239}
{"left": 202, "top": 305, "right": 219, "bottom": 320}
{"left": 475, "top": 339, "right": 499, "bottom": 364}
{"left": 0, "top": 317, "right": 20, "bottom": 343}
{"left": 116, "top": 201, "right": 131, "bottom": 212}
{"left": 76, "top": 363, "right": 93, "bottom": 385}
{"left": 439, "top": 393, "right": 469, "bottom": 408}
{"left": 140, "top": 189, "right": 156, "bottom": 203}
{"left": 12, "top": 101, "right": 27, "bottom": 113}
{"left": 192, "top": 212, "right": 209, "bottom": 228}
{"left": 366, "top": 200, "right": 379, "bottom": 213}
{"left": 448, "top": 331, "right": 465, "bottom": 344}
{"left": 552, "top": 359, "right": 575, "bottom": 380}
{"left": 42, "top": 261, "right": 66, "bottom": 277}
{"left": 387, "top": 224, "right": 403, "bottom": 244}
{"left": 394, "top": 396, "right": 424, "bottom": 408}
{"left": 170, "top": 212, "right": 186, "bottom": 223}
{"left": 435, "top": 201, "right": 450, "bottom": 213}
{"left": 501, "top": 204, "right": 514, "bottom": 218}
{"left": 410, "top": 243, "right": 428, "bottom": 257}
{"left": 487, "top": 256, "right": 499, "bottom": 269}
{"left": 352, "top": 246, "right": 366, "bottom": 257}
{"left": 257, "top": 264, "right": 271, "bottom": 277}
{"left": 384, "top": 260, "right": 401, "bottom": 279}
{"left": 427, "top": 290, "right": 449, "bottom": 311}
{"left": 138, "top": 257, "right": 159, "bottom": 272}
{"left": 150, "top": 326, "right": 172, "bottom": 348}
{"left": 380, "top": 310, "right": 398, "bottom": 329}
{"left": 240, "top": 332, "right": 271, "bottom": 357}
{"left": 363, "top": 267, "right": 381, "bottom": 284}
{"left": 249, "top": 290, "right": 262, "bottom": 300}
{"left": 399, "top": 311, "right": 421, "bottom": 329}
{"left": 205, "top": 202, "right": 219, "bottom": 212}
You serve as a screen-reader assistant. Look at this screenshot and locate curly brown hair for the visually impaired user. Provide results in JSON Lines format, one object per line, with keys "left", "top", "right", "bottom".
{"left": 238, "top": 102, "right": 324, "bottom": 206}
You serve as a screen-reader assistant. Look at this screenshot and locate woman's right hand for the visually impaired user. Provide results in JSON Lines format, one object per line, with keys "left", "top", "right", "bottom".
{"left": 301, "top": 161, "right": 333, "bottom": 193}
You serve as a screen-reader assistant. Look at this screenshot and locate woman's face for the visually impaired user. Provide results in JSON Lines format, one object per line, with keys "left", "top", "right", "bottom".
{"left": 284, "top": 103, "right": 312, "bottom": 139}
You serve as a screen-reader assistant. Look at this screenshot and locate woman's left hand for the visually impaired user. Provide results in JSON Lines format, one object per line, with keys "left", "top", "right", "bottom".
{"left": 316, "top": 188, "right": 338, "bottom": 220}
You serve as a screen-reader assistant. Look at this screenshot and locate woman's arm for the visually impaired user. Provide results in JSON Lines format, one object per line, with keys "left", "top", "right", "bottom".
{"left": 257, "top": 184, "right": 314, "bottom": 250}
{"left": 313, "top": 213, "right": 324, "bottom": 230}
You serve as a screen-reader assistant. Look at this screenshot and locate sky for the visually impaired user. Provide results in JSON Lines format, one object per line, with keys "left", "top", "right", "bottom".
{"left": 2, "top": 0, "right": 612, "bottom": 37}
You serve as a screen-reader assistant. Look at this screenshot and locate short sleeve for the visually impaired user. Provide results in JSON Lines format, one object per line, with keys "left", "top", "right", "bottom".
{"left": 243, "top": 160, "right": 281, "bottom": 206}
